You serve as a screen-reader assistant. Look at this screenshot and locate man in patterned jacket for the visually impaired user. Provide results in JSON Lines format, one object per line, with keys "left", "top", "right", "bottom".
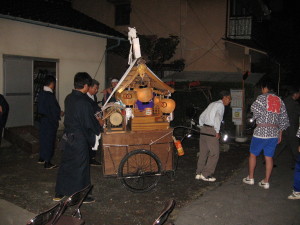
{"left": 243, "top": 80, "right": 289, "bottom": 189}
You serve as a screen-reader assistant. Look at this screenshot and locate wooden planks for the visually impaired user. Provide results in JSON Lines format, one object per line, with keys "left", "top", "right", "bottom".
{"left": 131, "top": 116, "right": 169, "bottom": 131}
{"left": 102, "top": 129, "right": 174, "bottom": 176}
{"left": 131, "top": 122, "right": 169, "bottom": 131}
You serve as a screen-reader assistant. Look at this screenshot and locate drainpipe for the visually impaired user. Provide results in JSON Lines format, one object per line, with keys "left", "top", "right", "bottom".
{"left": 225, "top": 0, "right": 229, "bottom": 38}
{"left": 104, "top": 39, "right": 122, "bottom": 87}
{"left": 276, "top": 61, "right": 281, "bottom": 95}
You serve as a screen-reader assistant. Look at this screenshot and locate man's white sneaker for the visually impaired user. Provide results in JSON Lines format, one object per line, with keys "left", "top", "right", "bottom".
{"left": 242, "top": 176, "right": 254, "bottom": 185}
{"left": 195, "top": 174, "right": 202, "bottom": 180}
{"left": 258, "top": 180, "right": 270, "bottom": 189}
{"left": 195, "top": 174, "right": 216, "bottom": 182}
{"left": 288, "top": 190, "right": 300, "bottom": 200}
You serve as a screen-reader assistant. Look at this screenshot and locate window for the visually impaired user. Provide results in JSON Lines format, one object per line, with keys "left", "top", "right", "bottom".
{"left": 115, "top": 3, "right": 131, "bottom": 26}
{"left": 230, "top": 0, "right": 252, "bottom": 17}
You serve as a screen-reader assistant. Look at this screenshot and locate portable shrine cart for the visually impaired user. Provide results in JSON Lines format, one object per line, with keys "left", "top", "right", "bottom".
{"left": 101, "top": 59, "right": 177, "bottom": 193}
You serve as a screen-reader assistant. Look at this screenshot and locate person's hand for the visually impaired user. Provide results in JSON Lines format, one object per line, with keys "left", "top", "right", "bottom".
{"left": 216, "top": 133, "right": 220, "bottom": 139}
{"left": 96, "top": 117, "right": 104, "bottom": 126}
{"left": 107, "top": 88, "right": 112, "bottom": 94}
{"left": 298, "top": 146, "right": 300, "bottom": 153}
{"left": 60, "top": 111, "right": 65, "bottom": 117}
{"left": 278, "top": 131, "right": 282, "bottom": 144}
{"left": 0, "top": 106, "right": 2, "bottom": 113}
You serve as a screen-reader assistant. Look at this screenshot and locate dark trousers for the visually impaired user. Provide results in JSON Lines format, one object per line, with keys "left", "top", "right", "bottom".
{"left": 39, "top": 118, "right": 58, "bottom": 162}
{"left": 89, "top": 147, "right": 96, "bottom": 160}
{"left": 294, "top": 154, "right": 300, "bottom": 192}
{"left": 55, "top": 133, "right": 90, "bottom": 196}
{"left": 274, "top": 126, "right": 299, "bottom": 165}
{"left": 0, "top": 125, "right": 3, "bottom": 146}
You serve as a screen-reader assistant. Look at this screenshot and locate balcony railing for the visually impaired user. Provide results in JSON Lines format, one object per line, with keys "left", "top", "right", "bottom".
{"left": 228, "top": 16, "right": 252, "bottom": 39}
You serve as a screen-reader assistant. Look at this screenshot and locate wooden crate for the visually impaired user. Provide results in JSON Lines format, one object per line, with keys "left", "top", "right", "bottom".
{"left": 132, "top": 116, "right": 156, "bottom": 123}
{"left": 131, "top": 122, "right": 169, "bottom": 131}
{"left": 102, "top": 129, "right": 174, "bottom": 176}
{"left": 131, "top": 116, "right": 169, "bottom": 131}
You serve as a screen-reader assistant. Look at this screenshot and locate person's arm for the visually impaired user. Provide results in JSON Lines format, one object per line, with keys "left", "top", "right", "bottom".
{"left": 214, "top": 104, "right": 224, "bottom": 138}
{"left": 198, "top": 110, "right": 205, "bottom": 127}
{"left": 278, "top": 130, "right": 282, "bottom": 144}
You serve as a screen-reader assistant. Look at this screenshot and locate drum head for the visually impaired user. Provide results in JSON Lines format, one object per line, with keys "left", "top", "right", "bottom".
{"left": 109, "top": 112, "right": 123, "bottom": 126}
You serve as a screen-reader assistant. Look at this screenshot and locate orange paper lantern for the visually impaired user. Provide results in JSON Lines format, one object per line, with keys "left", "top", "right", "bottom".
{"left": 120, "top": 88, "right": 137, "bottom": 107}
{"left": 160, "top": 98, "right": 176, "bottom": 114}
{"left": 136, "top": 85, "right": 153, "bottom": 103}
{"left": 153, "top": 94, "right": 161, "bottom": 105}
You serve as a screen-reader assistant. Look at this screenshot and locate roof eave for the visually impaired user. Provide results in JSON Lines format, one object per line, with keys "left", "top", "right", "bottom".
{"left": 222, "top": 38, "right": 268, "bottom": 55}
{"left": 0, "top": 14, "right": 127, "bottom": 41}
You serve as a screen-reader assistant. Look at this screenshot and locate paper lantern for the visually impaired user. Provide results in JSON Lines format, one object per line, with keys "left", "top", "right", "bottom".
{"left": 136, "top": 85, "right": 153, "bottom": 103}
{"left": 160, "top": 98, "right": 176, "bottom": 114}
{"left": 153, "top": 94, "right": 161, "bottom": 105}
{"left": 120, "top": 88, "right": 137, "bottom": 107}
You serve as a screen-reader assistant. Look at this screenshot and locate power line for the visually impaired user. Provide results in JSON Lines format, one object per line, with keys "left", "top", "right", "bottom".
{"left": 94, "top": 51, "right": 105, "bottom": 79}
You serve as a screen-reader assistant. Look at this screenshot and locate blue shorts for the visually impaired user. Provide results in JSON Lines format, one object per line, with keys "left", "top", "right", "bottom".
{"left": 250, "top": 137, "right": 278, "bottom": 157}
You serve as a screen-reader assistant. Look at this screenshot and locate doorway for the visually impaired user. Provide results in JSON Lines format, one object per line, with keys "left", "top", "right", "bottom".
{"left": 3, "top": 55, "right": 58, "bottom": 127}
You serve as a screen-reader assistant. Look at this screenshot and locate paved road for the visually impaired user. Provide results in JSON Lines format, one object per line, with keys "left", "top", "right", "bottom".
{"left": 175, "top": 150, "right": 300, "bottom": 225}
{"left": 1, "top": 139, "right": 299, "bottom": 225}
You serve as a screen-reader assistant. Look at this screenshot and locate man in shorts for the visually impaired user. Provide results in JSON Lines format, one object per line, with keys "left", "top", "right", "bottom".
{"left": 243, "top": 80, "right": 289, "bottom": 189}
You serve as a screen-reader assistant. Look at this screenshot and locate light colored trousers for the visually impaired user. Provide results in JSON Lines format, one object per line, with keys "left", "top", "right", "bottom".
{"left": 196, "top": 126, "right": 220, "bottom": 177}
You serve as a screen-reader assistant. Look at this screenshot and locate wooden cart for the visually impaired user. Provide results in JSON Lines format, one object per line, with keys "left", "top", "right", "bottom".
{"left": 101, "top": 59, "right": 177, "bottom": 192}
{"left": 101, "top": 129, "right": 175, "bottom": 192}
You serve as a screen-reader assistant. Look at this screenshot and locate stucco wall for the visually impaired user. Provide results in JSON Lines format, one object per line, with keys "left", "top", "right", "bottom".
{"left": 0, "top": 18, "right": 107, "bottom": 109}
{"left": 72, "top": 0, "right": 246, "bottom": 74}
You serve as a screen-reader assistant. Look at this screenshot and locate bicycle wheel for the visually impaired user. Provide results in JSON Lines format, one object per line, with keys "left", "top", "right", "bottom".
{"left": 118, "top": 149, "right": 162, "bottom": 193}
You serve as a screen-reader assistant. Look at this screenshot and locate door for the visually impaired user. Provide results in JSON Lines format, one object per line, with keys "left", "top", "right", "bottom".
{"left": 4, "top": 56, "right": 33, "bottom": 127}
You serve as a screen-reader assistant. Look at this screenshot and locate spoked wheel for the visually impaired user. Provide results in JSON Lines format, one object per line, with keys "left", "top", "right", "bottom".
{"left": 118, "top": 149, "right": 162, "bottom": 193}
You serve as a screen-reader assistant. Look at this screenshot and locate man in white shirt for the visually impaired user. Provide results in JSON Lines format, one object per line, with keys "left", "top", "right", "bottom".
{"left": 87, "top": 79, "right": 103, "bottom": 166}
{"left": 195, "top": 90, "right": 231, "bottom": 182}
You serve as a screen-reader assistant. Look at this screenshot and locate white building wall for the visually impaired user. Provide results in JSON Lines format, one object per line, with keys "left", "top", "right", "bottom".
{"left": 0, "top": 18, "right": 107, "bottom": 109}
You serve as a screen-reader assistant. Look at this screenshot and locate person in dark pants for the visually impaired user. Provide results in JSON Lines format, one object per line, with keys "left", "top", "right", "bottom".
{"left": 54, "top": 72, "right": 101, "bottom": 203}
{"left": 0, "top": 94, "right": 9, "bottom": 146}
{"left": 87, "top": 79, "right": 103, "bottom": 166}
{"left": 288, "top": 127, "right": 300, "bottom": 199}
{"left": 37, "top": 76, "right": 62, "bottom": 169}
{"left": 274, "top": 86, "right": 300, "bottom": 168}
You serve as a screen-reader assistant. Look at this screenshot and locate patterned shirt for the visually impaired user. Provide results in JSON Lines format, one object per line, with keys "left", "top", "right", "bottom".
{"left": 251, "top": 93, "right": 289, "bottom": 138}
{"left": 297, "top": 127, "right": 300, "bottom": 138}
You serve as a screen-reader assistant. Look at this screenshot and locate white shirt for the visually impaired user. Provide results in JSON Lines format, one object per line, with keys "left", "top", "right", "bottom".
{"left": 199, "top": 100, "right": 225, "bottom": 133}
{"left": 87, "top": 92, "right": 95, "bottom": 101}
{"left": 43, "top": 86, "right": 53, "bottom": 93}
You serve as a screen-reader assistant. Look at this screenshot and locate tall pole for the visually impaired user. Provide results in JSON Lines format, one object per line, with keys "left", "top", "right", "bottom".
{"left": 277, "top": 62, "right": 281, "bottom": 95}
{"left": 242, "top": 78, "right": 245, "bottom": 137}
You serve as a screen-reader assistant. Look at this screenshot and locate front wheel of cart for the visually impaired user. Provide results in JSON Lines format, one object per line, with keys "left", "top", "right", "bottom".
{"left": 118, "top": 149, "right": 162, "bottom": 193}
